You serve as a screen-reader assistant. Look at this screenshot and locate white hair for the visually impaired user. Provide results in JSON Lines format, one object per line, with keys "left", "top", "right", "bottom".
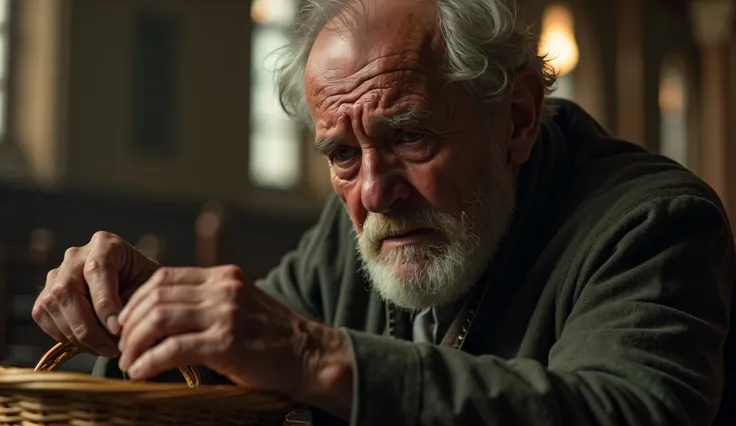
{"left": 273, "top": 0, "right": 557, "bottom": 126}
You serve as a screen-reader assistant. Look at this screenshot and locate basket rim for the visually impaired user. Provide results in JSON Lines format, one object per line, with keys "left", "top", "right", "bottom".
{"left": 1, "top": 346, "right": 301, "bottom": 418}
{"left": 0, "top": 367, "right": 293, "bottom": 406}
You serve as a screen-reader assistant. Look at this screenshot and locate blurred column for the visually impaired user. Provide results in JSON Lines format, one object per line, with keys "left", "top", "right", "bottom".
{"left": 616, "top": 0, "right": 645, "bottom": 145}
{"left": 27, "top": 228, "right": 54, "bottom": 264}
{"left": 691, "top": 0, "right": 735, "bottom": 218}
{"left": 196, "top": 201, "right": 224, "bottom": 267}
{"left": 12, "top": 0, "right": 70, "bottom": 185}
{"left": 136, "top": 234, "right": 165, "bottom": 263}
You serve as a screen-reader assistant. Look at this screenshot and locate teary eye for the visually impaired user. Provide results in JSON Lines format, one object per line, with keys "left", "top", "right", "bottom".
{"left": 331, "top": 147, "right": 359, "bottom": 164}
{"left": 399, "top": 131, "right": 424, "bottom": 143}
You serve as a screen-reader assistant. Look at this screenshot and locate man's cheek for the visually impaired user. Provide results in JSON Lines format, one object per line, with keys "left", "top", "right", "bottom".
{"left": 335, "top": 185, "right": 366, "bottom": 231}
{"left": 348, "top": 207, "right": 366, "bottom": 235}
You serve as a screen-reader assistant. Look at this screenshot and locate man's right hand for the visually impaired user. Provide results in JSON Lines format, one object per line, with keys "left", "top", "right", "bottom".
{"left": 32, "top": 231, "right": 161, "bottom": 358}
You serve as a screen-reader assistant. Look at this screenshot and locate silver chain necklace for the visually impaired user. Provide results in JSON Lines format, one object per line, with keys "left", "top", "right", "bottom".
{"left": 386, "top": 281, "right": 490, "bottom": 349}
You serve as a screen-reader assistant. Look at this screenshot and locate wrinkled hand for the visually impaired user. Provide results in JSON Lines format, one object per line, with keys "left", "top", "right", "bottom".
{"left": 116, "top": 265, "right": 323, "bottom": 396}
{"left": 32, "top": 231, "right": 161, "bottom": 358}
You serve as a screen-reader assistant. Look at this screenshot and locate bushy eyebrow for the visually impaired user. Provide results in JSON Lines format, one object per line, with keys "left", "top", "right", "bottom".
{"left": 314, "top": 135, "right": 343, "bottom": 156}
{"left": 313, "top": 107, "right": 433, "bottom": 155}
{"left": 375, "top": 107, "right": 432, "bottom": 129}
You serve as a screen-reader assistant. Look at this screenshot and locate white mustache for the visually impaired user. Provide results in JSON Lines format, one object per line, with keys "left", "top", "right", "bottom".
{"left": 369, "top": 226, "right": 436, "bottom": 241}
{"left": 361, "top": 209, "right": 458, "bottom": 246}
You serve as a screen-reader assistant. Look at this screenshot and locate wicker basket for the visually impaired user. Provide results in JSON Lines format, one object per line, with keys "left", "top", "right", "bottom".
{"left": 0, "top": 342, "right": 305, "bottom": 425}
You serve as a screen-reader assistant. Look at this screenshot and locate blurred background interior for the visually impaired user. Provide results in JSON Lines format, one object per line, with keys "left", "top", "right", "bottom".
{"left": 0, "top": 0, "right": 734, "bottom": 373}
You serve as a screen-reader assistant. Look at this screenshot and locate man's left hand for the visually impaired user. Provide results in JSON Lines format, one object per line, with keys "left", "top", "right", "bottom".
{"left": 116, "top": 265, "right": 347, "bottom": 401}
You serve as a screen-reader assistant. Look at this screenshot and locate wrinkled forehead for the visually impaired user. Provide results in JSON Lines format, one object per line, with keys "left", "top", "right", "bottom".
{"left": 304, "top": 0, "right": 444, "bottom": 115}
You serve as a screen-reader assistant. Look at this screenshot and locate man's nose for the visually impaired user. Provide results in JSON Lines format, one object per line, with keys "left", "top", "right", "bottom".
{"left": 360, "top": 150, "right": 410, "bottom": 213}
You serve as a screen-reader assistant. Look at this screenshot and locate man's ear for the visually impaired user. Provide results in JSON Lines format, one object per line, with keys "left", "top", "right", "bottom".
{"left": 507, "top": 67, "right": 544, "bottom": 166}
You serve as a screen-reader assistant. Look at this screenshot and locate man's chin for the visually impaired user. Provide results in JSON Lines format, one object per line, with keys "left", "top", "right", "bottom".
{"left": 365, "top": 262, "right": 439, "bottom": 309}
{"left": 375, "top": 281, "right": 458, "bottom": 311}
{"left": 381, "top": 257, "right": 432, "bottom": 281}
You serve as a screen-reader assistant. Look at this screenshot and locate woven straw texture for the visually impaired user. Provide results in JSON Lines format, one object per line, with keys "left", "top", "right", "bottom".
{"left": 0, "top": 343, "right": 303, "bottom": 426}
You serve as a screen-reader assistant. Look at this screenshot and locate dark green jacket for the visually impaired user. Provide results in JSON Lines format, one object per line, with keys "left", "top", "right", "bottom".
{"left": 95, "top": 100, "right": 735, "bottom": 425}
{"left": 257, "top": 99, "right": 736, "bottom": 425}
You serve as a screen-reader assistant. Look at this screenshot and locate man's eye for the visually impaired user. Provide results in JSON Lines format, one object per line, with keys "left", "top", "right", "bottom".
{"left": 331, "top": 147, "right": 359, "bottom": 163}
{"left": 399, "top": 131, "right": 424, "bottom": 143}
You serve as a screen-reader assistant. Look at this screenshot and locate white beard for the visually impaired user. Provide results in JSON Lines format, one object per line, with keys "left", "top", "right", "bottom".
{"left": 356, "top": 143, "right": 517, "bottom": 310}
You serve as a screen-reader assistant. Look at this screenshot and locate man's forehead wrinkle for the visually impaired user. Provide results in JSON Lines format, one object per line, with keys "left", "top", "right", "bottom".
{"left": 305, "top": 0, "right": 445, "bottom": 134}
{"left": 308, "top": 48, "right": 430, "bottom": 112}
{"left": 320, "top": 93, "right": 432, "bottom": 131}
{"left": 309, "top": 51, "right": 431, "bottom": 104}
{"left": 315, "top": 69, "right": 430, "bottom": 124}
{"left": 310, "top": 45, "right": 431, "bottom": 87}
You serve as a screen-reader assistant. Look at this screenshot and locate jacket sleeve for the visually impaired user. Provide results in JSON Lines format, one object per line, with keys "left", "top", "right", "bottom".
{"left": 343, "top": 194, "right": 735, "bottom": 426}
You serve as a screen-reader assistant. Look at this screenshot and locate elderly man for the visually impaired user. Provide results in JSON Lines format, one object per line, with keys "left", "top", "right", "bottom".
{"left": 32, "top": 0, "right": 734, "bottom": 425}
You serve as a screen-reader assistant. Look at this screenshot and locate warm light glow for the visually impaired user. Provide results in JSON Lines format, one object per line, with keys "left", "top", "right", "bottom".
{"left": 196, "top": 201, "right": 224, "bottom": 237}
{"left": 538, "top": 5, "right": 579, "bottom": 77}
{"left": 251, "top": 0, "right": 270, "bottom": 24}
{"left": 659, "top": 78, "right": 684, "bottom": 113}
{"left": 659, "top": 61, "right": 686, "bottom": 113}
{"left": 251, "top": 0, "right": 297, "bottom": 26}
{"left": 658, "top": 58, "right": 688, "bottom": 167}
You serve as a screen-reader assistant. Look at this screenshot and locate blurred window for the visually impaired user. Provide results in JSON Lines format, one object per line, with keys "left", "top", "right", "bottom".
{"left": 553, "top": 74, "right": 575, "bottom": 101}
{"left": 0, "top": 0, "right": 11, "bottom": 143}
{"left": 249, "top": 0, "right": 301, "bottom": 189}
{"left": 659, "top": 56, "right": 688, "bottom": 167}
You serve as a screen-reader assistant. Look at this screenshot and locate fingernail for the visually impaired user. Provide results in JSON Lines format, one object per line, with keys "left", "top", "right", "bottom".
{"left": 118, "top": 307, "right": 129, "bottom": 324}
{"left": 106, "top": 315, "right": 121, "bottom": 335}
{"left": 118, "top": 338, "right": 125, "bottom": 352}
{"left": 127, "top": 362, "right": 140, "bottom": 378}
